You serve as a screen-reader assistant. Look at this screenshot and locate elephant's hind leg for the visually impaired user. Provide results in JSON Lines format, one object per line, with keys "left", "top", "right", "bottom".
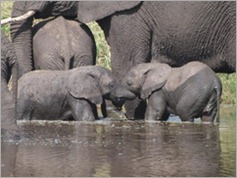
{"left": 201, "top": 91, "right": 218, "bottom": 123}
{"left": 17, "top": 101, "right": 34, "bottom": 120}
{"left": 175, "top": 102, "right": 195, "bottom": 122}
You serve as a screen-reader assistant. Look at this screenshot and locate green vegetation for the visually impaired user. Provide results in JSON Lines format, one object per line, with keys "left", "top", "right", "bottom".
{"left": 1, "top": 1, "right": 12, "bottom": 37}
{"left": 87, "top": 22, "right": 111, "bottom": 69}
{"left": 218, "top": 73, "right": 236, "bottom": 104}
{"left": 1, "top": 1, "right": 235, "bottom": 104}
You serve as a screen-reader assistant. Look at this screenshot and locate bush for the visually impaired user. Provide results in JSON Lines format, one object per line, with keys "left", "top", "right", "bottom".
{"left": 218, "top": 73, "right": 236, "bottom": 104}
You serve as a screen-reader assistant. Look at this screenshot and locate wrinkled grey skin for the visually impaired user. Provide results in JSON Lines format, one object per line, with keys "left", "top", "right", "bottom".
{"left": 32, "top": 16, "right": 96, "bottom": 70}
{"left": 11, "top": 2, "right": 235, "bottom": 120}
{"left": 1, "top": 32, "right": 20, "bottom": 140}
{"left": 77, "top": 1, "right": 235, "bottom": 120}
{"left": 17, "top": 66, "right": 115, "bottom": 121}
{"left": 112, "top": 62, "right": 222, "bottom": 123}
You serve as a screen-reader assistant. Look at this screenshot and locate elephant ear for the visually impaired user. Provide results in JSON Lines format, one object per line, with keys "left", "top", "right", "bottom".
{"left": 141, "top": 64, "right": 172, "bottom": 100}
{"left": 68, "top": 72, "right": 103, "bottom": 105}
{"left": 77, "top": 2, "right": 142, "bottom": 23}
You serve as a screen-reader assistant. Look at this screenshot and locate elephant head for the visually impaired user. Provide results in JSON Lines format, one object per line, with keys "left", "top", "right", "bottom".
{"left": 112, "top": 63, "right": 172, "bottom": 104}
{"left": 68, "top": 66, "right": 116, "bottom": 105}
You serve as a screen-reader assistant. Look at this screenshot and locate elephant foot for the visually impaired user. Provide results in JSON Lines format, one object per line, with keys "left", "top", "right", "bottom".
{"left": 106, "top": 107, "right": 128, "bottom": 120}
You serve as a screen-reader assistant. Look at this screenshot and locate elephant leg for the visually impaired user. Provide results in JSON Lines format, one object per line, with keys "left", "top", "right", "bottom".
{"left": 91, "top": 103, "right": 100, "bottom": 120}
{"left": 201, "top": 108, "right": 217, "bottom": 123}
{"left": 176, "top": 102, "right": 195, "bottom": 122}
{"left": 1, "top": 83, "right": 20, "bottom": 140}
{"left": 125, "top": 99, "right": 147, "bottom": 120}
{"left": 101, "top": 98, "right": 107, "bottom": 118}
{"left": 60, "top": 111, "right": 73, "bottom": 121}
{"left": 17, "top": 100, "right": 34, "bottom": 120}
{"left": 145, "top": 90, "right": 169, "bottom": 121}
{"left": 69, "top": 98, "right": 95, "bottom": 121}
{"left": 201, "top": 91, "right": 218, "bottom": 123}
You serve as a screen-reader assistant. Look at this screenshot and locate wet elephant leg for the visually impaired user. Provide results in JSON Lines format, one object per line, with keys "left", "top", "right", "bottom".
{"left": 1, "top": 81, "right": 20, "bottom": 140}
{"left": 201, "top": 108, "right": 217, "bottom": 123}
{"left": 201, "top": 92, "right": 218, "bottom": 123}
{"left": 124, "top": 99, "right": 147, "bottom": 120}
{"left": 17, "top": 102, "right": 34, "bottom": 121}
{"left": 176, "top": 104, "right": 195, "bottom": 122}
{"left": 60, "top": 111, "right": 73, "bottom": 121}
{"left": 145, "top": 90, "right": 170, "bottom": 121}
{"left": 69, "top": 98, "right": 95, "bottom": 121}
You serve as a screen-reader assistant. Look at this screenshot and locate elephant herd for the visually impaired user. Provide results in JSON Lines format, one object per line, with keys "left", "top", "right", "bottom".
{"left": 1, "top": 1, "right": 236, "bottom": 139}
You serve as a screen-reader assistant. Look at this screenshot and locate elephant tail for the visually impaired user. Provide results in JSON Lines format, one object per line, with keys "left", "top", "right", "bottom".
{"left": 214, "top": 78, "right": 222, "bottom": 124}
{"left": 64, "top": 55, "right": 74, "bottom": 70}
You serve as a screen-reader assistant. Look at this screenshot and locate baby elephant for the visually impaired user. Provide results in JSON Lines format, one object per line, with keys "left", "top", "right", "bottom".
{"left": 112, "top": 61, "right": 222, "bottom": 123}
{"left": 17, "top": 66, "right": 115, "bottom": 121}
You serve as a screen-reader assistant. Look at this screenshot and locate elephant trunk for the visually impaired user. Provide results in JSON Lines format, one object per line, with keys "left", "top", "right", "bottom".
{"left": 110, "top": 84, "right": 136, "bottom": 108}
{"left": 1, "top": 63, "right": 20, "bottom": 139}
{"left": 11, "top": 60, "right": 18, "bottom": 115}
{"left": 11, "top": 4, "right": 34, "bottom": 79}
{"left": 215, "top": 82, "right": 222, "bottom": 124}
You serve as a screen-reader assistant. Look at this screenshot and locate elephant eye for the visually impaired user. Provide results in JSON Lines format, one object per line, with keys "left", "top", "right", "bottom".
{"left": 109, "top": 82, "right": 115, "bottom": 89}
{"left": 127, "top": 79, "right": 133, "bottom": 86}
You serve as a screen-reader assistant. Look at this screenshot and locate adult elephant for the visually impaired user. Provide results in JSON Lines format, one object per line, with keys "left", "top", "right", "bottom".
{"left": 9, "top": 1, "right": 138, "bottom": 79}
{"left": 8, "top": 1, "right": 236, "bottom": 119}
{"left": 10, "top": 1, "right": 78, "bottom": 78}
{"left": 1, "top": 32, "right": 20, "bottom": 140}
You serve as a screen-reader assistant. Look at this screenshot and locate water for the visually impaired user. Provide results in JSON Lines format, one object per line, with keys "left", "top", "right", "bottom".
{"left": 1, "top": 105, "right": 236, "bottom": 177}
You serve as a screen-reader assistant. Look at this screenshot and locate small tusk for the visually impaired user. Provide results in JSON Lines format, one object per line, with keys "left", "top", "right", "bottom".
{"left": 1, "top": 10, "right": 36, "bottom": 25}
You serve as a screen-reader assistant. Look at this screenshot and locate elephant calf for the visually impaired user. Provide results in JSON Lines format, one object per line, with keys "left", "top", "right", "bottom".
{"left": 17, "top": 66, "right": 115, "bottom": 121}
{"left": 112, "top": 61, "right": 222, "bottom": 123}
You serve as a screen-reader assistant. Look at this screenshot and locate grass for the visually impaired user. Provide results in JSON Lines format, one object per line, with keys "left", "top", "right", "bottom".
{"left": 218, "top": 73, "right": 236, "bottom": 105}
{"left": 1, "top": 1, "right": 236, "bottom": 104}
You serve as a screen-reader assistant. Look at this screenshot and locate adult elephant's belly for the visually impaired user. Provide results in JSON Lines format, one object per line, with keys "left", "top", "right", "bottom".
{"left": 147, "top": 1, "right": 234, "bottom": 72}
{"left": 157, "top": 29, "right": 222, "bottom": 67}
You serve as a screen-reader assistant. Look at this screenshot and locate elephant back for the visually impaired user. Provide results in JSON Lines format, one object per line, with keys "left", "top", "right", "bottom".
{"left": 77, "top": 2, "right": 142, "bottom": 23}
{"left": 164, "top": 61, "right": 221, "bottom": 109}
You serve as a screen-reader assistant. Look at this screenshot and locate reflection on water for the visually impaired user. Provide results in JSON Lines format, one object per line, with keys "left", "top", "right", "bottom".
{"left": 1, "top": 105, "right": 236, "bottom": 177}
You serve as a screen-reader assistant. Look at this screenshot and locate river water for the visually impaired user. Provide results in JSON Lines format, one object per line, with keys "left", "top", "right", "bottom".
{"left": 1, "top": 105, "right": 236, "bottom": 177}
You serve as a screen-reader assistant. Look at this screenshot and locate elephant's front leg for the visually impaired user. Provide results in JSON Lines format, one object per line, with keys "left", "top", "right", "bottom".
{"left": 124, "top": 99, "right": 147, "bottom": 120}
{"left": 69, "top": 98, "right": 96, "bottom": 121}
{"left": 145, "top": 90, "right": 170, "bottom": 121}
